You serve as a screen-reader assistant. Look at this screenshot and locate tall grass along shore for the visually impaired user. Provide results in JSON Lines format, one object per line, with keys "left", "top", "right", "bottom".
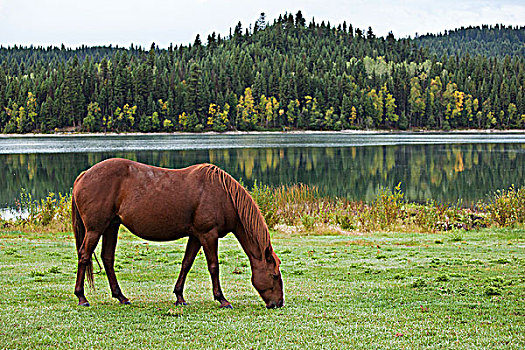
{"left": 3, "top": 183, "right": 524, "bottom": 234}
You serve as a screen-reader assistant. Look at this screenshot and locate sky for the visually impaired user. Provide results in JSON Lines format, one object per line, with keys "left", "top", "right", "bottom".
{"left": 0, "top": 0, "right": 524, "bottom": 48}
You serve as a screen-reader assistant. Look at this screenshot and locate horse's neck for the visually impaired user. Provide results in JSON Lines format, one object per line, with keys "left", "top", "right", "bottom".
{"left": 234, "top": 227, "right": 265, "bottom": 262}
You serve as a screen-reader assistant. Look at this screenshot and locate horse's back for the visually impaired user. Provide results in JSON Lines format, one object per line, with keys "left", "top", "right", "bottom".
{"left": 73, "top": 159, "right": 233, "bottom": 240}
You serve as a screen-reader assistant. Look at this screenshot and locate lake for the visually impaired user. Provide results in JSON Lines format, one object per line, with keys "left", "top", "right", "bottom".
{"left": 1, "top": 132, "right": 524, "bottom": 215}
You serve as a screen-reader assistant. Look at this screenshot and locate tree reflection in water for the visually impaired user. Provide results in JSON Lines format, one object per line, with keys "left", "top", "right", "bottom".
{"left": 1, "top": 143, "right": 524, "bottom": 210}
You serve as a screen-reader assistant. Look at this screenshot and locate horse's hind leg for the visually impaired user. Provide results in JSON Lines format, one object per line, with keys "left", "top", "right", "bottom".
{"left": 75, "top": 230, "right": 101, "bottom": 306}
{"left": 101, "top": 222, "right": 130, "bottom": 304}
{"left": 174, "top": 236, "right": 201, "bottom": 306}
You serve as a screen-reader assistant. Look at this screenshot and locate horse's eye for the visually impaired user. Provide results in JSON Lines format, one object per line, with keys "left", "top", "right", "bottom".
{"left": 272, "top": 274, "right": 279, "bottom": 280}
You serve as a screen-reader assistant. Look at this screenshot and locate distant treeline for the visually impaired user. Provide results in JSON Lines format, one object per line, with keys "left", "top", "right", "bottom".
{"left": 415, "top": 24, "right": 525, "bottom": 58}
{"left": 0, "top": 12, "right": 524, "bottom": 133}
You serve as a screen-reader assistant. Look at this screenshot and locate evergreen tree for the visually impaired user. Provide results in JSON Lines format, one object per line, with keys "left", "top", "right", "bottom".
{"left": 185, "top": 62, "right": 203, "bottom": 120}
{"left": 61, "top": 56, "right": 84, "bottom": 127}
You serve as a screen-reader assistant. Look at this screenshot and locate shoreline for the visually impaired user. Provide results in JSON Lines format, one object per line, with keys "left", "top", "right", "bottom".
{"left": 2, "top": 128, "right": 525, "bottom": 138}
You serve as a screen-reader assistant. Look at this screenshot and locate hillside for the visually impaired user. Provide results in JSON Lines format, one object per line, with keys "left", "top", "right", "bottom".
{"left": 0, "top": 12, "right": 523, "bottom": 133}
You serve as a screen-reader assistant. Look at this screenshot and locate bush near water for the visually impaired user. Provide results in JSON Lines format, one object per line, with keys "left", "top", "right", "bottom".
{"left": 3, "top": 183, "right": 525, "bottom": 233}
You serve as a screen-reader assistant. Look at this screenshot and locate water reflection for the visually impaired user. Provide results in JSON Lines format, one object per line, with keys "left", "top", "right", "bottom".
{"left": 1, "top": 142, "right": 524, "bottom": 210}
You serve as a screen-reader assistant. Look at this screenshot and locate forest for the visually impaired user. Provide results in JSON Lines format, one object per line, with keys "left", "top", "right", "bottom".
{"left": 0, "top": 11, "right": 524, "bottom": 133}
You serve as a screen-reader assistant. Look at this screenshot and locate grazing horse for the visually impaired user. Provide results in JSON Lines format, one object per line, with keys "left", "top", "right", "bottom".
{"left": 71, "top": 158, "right": 284, "bottom": 309}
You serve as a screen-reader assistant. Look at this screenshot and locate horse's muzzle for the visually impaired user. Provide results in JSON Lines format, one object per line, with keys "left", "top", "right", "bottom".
{"left": 266, "top": 299, "right": 284, "bottom": 309}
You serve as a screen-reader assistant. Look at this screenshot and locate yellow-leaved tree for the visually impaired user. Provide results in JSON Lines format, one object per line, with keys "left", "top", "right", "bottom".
{"left": 237, "top": 87, "right": 257, "bottom": 130}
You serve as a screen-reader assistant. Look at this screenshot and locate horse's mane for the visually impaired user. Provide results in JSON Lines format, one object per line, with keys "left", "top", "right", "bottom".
{"left": 198, "top": 164, "right": 270, "bottom": 256}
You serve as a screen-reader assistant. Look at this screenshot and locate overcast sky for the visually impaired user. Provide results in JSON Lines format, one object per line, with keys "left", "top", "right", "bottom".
{"left": 1, "top": 0, "right": 524, "bottom": 48}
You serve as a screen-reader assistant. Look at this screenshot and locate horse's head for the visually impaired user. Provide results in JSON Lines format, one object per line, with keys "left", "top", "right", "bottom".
{"left": 251, "top": 246, "right": 284, "bottom": 308}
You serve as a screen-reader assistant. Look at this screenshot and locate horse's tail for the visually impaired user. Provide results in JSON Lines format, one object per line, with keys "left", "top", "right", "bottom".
{"left": 72, "top": 175, "right": 94, "bottom": 289}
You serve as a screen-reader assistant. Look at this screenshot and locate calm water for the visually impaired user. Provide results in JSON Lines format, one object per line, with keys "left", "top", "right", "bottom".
{"left": 1, "top": 132, "right": 524, "bottom": 214}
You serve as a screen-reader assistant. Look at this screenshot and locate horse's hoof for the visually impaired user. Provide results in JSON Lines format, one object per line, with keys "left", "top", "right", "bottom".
{"left": 120, "top": 300, "right": 131, "bottom": 305}
{"left": 79, "top": 302, "right": 90, "bottom": 307}
{"left": 175, "top": 302, "right": 187, "bottom": 306}
{"left": 220, "top": 304, "right": 233, "bottom": 309}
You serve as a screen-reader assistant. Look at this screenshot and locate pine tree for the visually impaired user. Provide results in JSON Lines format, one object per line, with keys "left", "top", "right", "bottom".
{"left": 340, "top": 94, "right": 352, "bottom": 128}
{"left": 61, "top": 56, "right": 84, "bottom": 128}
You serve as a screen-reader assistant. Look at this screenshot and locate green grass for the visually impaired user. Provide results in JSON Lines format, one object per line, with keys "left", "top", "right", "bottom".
{"left": 0, "top": 228, "right": 524, "bottom": 349}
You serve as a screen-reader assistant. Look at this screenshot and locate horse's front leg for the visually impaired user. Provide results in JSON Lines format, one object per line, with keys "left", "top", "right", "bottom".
{"left": 199, "top": 231, "right": 232, "bottom": 308}
{"left": 174, "top": 236, "right": 201, "bottom": 306}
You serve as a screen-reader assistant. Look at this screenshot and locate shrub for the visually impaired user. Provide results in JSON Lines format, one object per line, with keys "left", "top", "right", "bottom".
{"left": 37, "top": 192, "right": 58, "bottom": 226}
{"left": 335, "top": 211, "right": 356, "bottom": 230}
{"left": 11, "top": 190, "right": 72, "bottom": 231}
{"left": 250, "top": 181, "right": 279, "bottom": 228}
{"left": 413, "top": 200, "right": 444, "bottom": 232}
{"left": 301, "top": 214, "right": 316, "bottom": 231}
{"left": 486, "top": 186, "right": 525, "bottom": 227}
{"left": 372, "top": 183, "right": 404, "bottom": 230}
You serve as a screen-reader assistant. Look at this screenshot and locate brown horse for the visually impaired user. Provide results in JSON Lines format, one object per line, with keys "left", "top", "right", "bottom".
{"left": 71, "top": 158, "right": 284, "bottom": 309}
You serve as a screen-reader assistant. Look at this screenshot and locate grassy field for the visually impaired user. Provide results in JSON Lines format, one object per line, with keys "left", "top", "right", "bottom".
{"left": 0, "top": 227, "right": 524, "bottom": 349}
